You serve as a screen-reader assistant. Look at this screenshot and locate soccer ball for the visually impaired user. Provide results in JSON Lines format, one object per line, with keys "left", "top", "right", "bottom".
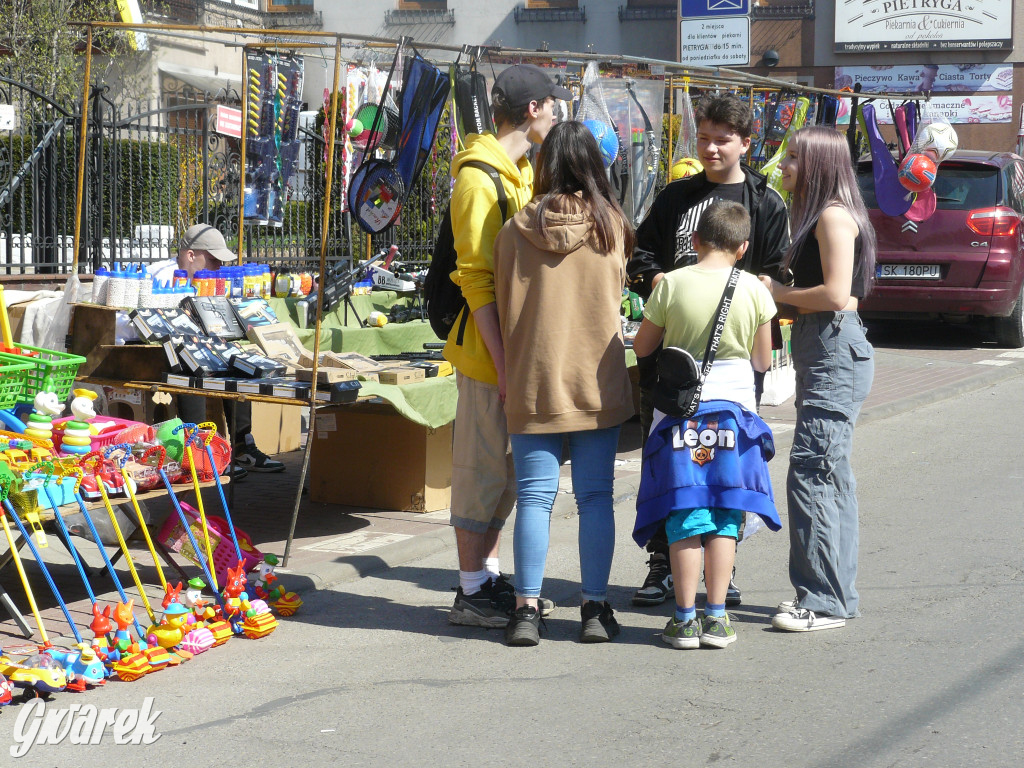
{"left": 913, "top": 121, "right": 958, "bottom": 164}
{"left": 898, "top": 152, "right": 938, "bottom": 194}
{"left": 582, "top": 119, "right": 619, "bottom": 168}
{"left": 671, "top": 157, "right": 704, "bottom": 181}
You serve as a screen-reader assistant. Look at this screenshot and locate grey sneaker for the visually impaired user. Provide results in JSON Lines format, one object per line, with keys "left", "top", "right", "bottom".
{"left": 448, "top": 579, "right": 514, "bottom": 628}
{"left": 632, "top": 554, "right": 673, "bottom": 606}
{"left": 777, "top": 598, "right": 799, "bottom": 613}
{"left": 700, "top": 613, "right": 737, "bottom": 648}
{"left": 580, "top": 601, "right": 620, "bottom": 643}
{"left": 661, "top": 616, "right": 701, "bottom": 649}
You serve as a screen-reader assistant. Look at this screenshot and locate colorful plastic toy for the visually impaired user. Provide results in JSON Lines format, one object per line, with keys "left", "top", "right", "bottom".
{"left": 44, "top": 646, "right": 107, "bottom": 691}
{"left": 174, "top": 424, "right": 219, "bottom": 589}
{"left": 219, "top": 561, "right": 251, "bottom": 627}
{"left": 0, "top": 672, "right": 13, "bottom": 705}
{"left": 252, "top": 553, "right": 302, "bottom": 616}
{"left": 60, "top": 389, "right": 98, "bottom": 455}
{"left": 0, "top": 653, "right": 68, "bottom": 697}
{"left": 26, "top": 380, "right": 63, "bottom": 443}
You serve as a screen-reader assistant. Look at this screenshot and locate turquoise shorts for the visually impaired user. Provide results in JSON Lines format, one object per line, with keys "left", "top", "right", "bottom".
{"left": 665, "top": 507, "right": 744, "bottom": 544}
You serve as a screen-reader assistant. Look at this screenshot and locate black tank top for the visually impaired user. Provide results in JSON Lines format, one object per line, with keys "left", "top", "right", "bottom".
{"left": 789, "top": 217, "right": 869, "bottom": 299}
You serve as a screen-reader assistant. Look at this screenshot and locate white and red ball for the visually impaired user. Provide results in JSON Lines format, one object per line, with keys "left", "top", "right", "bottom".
{"left": 898, "top": 152, "right": 938, "bottom": 194}
{"left": 914, "top": 121, "right": 958, "bottom": 164}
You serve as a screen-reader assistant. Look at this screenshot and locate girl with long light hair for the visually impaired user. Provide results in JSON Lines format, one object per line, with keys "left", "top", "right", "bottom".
{"left": 760, "top": 126, "right": 876, "bottom": 633}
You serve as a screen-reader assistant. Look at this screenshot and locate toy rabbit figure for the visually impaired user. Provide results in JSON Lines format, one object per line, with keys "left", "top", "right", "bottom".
{"left": 220, "top": 561, "right": 252, "bottom": 624}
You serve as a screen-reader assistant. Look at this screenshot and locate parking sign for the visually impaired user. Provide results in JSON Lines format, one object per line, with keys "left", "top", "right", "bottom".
{"left": 680, "top": 0, "right": 750, "bottom": 17}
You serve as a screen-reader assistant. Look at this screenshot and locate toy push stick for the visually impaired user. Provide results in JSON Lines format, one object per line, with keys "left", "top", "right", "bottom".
{"left": 0, "top": 482, "right": 49, "bottom": 645}
{"left": 106, "top": 443, "right": 168, "bottom": 591}
{"left": 197, "top": 421, "right": 243, "bottom": 563}
{"left": 147, "top": 446, "right": 232, "bottom": 622}
{"left": 0, "top": 482, "right": 82, "bottom": 644}
{"left": 173, "top": 423, "right": 218, "bottom": 590}
{"left": 59, "top": 465, "right": 148, "bottom": 640}
{"left": 80, "top": 452, "right": 158, "bottom": 624}
{"left": 0, "top": 285, "right": 13, "bottom": 350}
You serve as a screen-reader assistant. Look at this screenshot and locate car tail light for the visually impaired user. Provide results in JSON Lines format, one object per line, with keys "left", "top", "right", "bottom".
{"left": 967, "top": 206, "right": 1020, "bottom": 237}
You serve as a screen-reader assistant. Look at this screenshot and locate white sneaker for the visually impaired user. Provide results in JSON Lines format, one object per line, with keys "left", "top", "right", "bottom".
{"left": 776, "top": 598, "right": 798, "bottom": 613}
{"left": 771, "top": 608, "right": 846, "bottom": 633}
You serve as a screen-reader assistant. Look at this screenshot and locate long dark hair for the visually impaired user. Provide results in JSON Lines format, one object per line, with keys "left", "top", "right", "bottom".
{"left": 782, "top": 126, "right": 877, "bottom": 289}
{"left": 533, "top": 121, "right": 634, "bottom": 256}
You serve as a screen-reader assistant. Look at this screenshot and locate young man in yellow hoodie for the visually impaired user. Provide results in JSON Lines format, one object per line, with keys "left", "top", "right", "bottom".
{"left": 446, "top": 64, "right": 572, "bottom": 628}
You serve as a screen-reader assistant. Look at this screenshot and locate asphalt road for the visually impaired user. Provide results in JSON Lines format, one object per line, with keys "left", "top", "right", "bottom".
{"left": 4, "top": 318, "right": 1024, "bottom": 766}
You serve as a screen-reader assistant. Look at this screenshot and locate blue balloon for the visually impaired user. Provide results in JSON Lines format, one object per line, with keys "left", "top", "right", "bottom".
{"left": 582, "top": 119, "right": 619, "bottom": 169}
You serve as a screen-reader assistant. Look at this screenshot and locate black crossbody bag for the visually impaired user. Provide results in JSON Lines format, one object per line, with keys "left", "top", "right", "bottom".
{"left": 652, "top": 267, "right": 741, "bottom": 419}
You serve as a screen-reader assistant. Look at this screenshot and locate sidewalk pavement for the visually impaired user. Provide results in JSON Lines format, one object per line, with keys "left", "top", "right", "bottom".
{"left": 3, "top": 326, "right": 1023, "bottom": 645}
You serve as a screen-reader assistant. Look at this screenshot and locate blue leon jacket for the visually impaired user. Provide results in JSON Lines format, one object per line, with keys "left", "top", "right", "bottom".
{"left": 633, "top": 400, "right": 781, "bottom": 547}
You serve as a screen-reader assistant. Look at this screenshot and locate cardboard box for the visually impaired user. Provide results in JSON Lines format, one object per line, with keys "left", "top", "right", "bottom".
{"left": 309, "top": 404, "right": 452, "bottom": 512}
{"left": 248, "top": 400, "right": 301, "bottom": 454}
{"left": 294, "top": 366, "right": 360, "bottom": 385}
{"left": 378, "top": 367, "right": 426, "bottom": 385}
{"left": 247, "top": 323, "right": 309, "bottom": 365}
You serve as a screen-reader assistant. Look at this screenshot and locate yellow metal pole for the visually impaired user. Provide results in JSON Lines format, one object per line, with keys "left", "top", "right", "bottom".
{"left": 236, "top": 45, "right": 250, "bottom": 266}
{"left": 282, "top": 36, "right": 343, "bottom": 568}
{"left": 72, "top": 24, "right": 94, "bottom": 273}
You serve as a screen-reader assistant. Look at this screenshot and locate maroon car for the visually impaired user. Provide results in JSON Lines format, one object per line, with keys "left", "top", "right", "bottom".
{"left": 857, "top": 150, "right": 1024, "bottom": 347}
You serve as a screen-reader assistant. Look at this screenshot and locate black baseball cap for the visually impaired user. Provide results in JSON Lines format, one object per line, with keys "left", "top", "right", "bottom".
{"left": 492, "top": 64, "right": 573, "bottom": 109}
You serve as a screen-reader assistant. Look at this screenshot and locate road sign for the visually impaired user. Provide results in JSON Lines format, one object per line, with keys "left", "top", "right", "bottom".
{"left": 680, "top": 0, "right": 750, "bottom": 18}
{"left": 680, "top": 16, "right": 750, "bottom": 67}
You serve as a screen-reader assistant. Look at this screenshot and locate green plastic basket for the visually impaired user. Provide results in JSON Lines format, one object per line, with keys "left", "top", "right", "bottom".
{"left": 0, "top": 358, "right": 34, "bottom": 409}
{"left": 0, "top": 344, "right": 87, "bottom": 403}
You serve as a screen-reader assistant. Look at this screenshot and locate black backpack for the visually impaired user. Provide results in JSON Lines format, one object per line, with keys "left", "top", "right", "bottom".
{"left": 424, "top": 160, "right": 508, "bottom": 342}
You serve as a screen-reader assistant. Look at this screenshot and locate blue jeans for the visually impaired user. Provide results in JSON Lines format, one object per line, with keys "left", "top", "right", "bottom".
{"left": 510, "top": 427, "right": 621, "bottom": 603}
{"left": 787, "top": 311, "right": 874, "bottom": 619}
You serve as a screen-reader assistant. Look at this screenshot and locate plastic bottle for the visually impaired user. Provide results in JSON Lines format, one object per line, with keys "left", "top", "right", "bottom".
{"left": 274, "top": 271, "right": 292, "bottom": 297}
{"left": 92, "top": 268, "right": 110, "bottom": 305}
{"left": 138, "top": 269, "right": 153, "bottom": 308}
{"left": 214, "top": 270, "right": 227, "bottom": 297}
{"left": 105, "top": 269, "right": 127, "bottom": 307}
{"left": 232, "top": 265, "right": 245, "bottom": 297}
{"left": 123, "top": 269, "right": 142, "bottom": 309}
{"left": 172, "top": 269, "right": 189, "bottom": 290}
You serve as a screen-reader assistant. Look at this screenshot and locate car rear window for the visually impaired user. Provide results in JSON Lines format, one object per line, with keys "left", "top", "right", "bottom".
{"left": 857, "top": 162, "right": 998, "bottom": 211}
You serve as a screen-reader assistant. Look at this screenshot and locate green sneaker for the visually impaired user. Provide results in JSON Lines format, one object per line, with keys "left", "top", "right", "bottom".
{"left": 700, "top": 613, "right": 737, "bottom": 648}
{"left": 661, "top": 616, "right": 701, "bottom": 649}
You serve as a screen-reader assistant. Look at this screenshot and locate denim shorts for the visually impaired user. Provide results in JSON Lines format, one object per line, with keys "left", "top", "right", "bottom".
{"left": 666, "top": 507, "right": 744, "bottom": 543}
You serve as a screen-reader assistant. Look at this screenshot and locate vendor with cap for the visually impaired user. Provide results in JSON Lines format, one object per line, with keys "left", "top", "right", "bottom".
{"left": 150, "top": 223, "right": 286, "bottom": 478}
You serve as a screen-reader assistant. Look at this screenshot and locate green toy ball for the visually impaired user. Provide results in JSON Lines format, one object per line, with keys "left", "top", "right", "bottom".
{"left": 348, "top": 118, "right": 363, "bottom": 138}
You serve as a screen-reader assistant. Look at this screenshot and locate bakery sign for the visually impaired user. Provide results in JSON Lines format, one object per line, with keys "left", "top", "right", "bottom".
{"left": 835, "top": 0, "right": 1014, "bottom": 53}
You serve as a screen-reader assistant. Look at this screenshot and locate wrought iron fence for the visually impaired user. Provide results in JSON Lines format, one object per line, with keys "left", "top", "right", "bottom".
{"left": 1, "top": 72, "right": 684, "bottom": 278}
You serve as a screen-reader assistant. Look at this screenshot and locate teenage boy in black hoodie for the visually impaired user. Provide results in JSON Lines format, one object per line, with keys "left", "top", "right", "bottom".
{"left": 627, "top": 95, "right": 789, "bottom": 607}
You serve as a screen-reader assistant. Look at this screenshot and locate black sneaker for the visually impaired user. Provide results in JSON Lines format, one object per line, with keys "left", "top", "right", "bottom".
{"left": 493, "top": 573, "right": 556, "bottom": 617}
{"left": 234, "top": 441, "right": 285, "bottom": 473}
{"left": 580, "top": 601, "right": 620, "bottom": 643}
{"left": 726, "top": 568, "right": 742, "bottom": 607}
{"left": 632, "top": 553, "right": 673, "bottom": 606}
{"left": 448, "top": 578, "right": 515, "bottom": 628}
{"left": 225, "top": 465, "right": 248, "bottom": 482}
{"left": 505, "top": 604, "right": 541, "bottom": 647}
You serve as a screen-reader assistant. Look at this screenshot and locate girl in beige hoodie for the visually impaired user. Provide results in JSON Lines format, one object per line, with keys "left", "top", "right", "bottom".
{"left": 494, "top": 120, "right": 635, "bottom": 646}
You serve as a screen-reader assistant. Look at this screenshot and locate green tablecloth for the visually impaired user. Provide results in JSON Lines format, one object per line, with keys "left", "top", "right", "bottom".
{"left": 268, "top": 292, "right": 418, "bottom": 330}
{"left": 267, "top": 296, "right": 452, "bottom": 428}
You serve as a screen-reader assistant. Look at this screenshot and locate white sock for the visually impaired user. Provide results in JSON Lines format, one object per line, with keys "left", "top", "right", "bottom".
{"left": 483, "top": 557, "right": 501, "bottom": 579}
{"left": 460, "top": 569, "right": 490, "bottom": 595}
